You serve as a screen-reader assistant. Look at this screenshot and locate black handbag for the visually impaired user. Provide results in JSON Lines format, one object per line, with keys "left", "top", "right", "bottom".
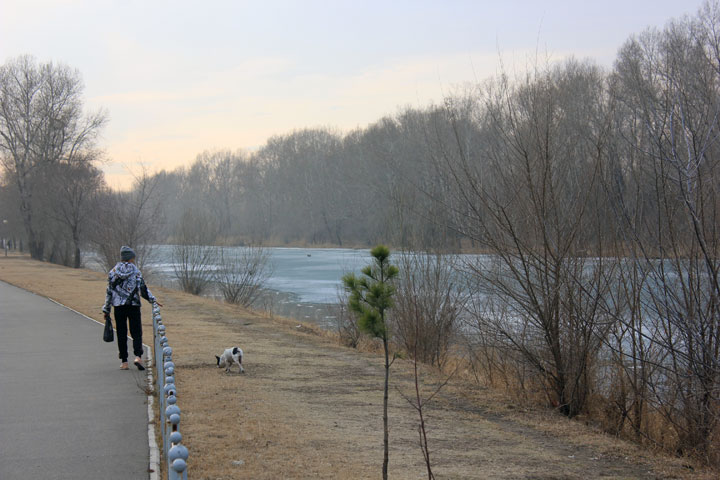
{"left": 103, "top": 314, "right": 114, "bottom": 342}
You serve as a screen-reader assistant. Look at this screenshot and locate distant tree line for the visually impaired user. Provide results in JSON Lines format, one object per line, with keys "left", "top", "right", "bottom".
{"left": 1, "top": 0, "right": 719, "bottom": 465}
{"left": 143, "top": 119, "right": 461, "bottom": 249}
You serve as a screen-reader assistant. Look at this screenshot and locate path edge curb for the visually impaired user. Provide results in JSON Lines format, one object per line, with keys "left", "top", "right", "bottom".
{"left": 43, "top": 295, "right": 160, "bottom": 480}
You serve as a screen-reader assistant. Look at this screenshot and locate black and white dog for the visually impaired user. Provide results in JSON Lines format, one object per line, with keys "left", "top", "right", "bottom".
{"left": 215, "top": 347, "right": 244, "bottom": 374}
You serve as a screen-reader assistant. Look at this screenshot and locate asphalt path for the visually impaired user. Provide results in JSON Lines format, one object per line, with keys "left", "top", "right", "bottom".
{"left": 0, "top": 280, "right": 149, "bottom": 479}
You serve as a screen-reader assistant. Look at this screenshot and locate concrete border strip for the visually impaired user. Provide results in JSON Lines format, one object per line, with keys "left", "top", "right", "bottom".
{"left": 147, "top": 348, "right": 160, "bottom": 480}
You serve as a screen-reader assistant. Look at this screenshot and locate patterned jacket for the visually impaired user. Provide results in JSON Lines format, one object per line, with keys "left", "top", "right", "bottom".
{"left": 102, "top": 261, "right": 156, "bottom": 313}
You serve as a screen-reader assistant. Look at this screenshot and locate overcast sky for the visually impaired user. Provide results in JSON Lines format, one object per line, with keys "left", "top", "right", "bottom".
{"left": 0, "top": 0, "right": 709, "bottom": 189}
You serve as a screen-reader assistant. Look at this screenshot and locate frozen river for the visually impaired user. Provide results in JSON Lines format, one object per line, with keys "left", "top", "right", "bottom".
{"left": 86, "top": 246, "right": 375, "bottom": 329}
{"left": 144, "top": 245, "right": 372, "bottom": 303}
{"left": 257, "top": 247, "right": 373, "bottom": 304}
{"left": 87, "top": 245, "right": 486, "bottom": 330}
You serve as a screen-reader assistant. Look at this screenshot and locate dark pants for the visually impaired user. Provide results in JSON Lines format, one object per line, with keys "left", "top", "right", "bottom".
{"left": 114, "top": 305, "right": 143, "bottom": 362}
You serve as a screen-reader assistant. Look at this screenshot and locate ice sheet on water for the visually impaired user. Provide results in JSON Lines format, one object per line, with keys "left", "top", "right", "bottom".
{"left": 126, "top": 246, "right": 372, "bottom": 304}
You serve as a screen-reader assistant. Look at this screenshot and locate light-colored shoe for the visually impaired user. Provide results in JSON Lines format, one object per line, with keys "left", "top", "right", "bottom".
{"left": 134, "top": 357, "right": 145, "bottom": 371}
{"left": 120, "top": 362, "right": 129, "bottom": 370}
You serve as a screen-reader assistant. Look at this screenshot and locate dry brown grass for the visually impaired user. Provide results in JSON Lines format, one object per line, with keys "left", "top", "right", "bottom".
{"left": 1, "top": 253, "right": 717, "bottom": 479}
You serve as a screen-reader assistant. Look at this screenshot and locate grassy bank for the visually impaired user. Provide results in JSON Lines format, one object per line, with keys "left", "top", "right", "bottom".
{"left": 0, "top": 253, "right": 714, "bottom": 479}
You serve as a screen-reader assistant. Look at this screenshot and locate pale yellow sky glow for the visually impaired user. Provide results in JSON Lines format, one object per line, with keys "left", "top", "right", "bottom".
{"left": 0, "top": 0, "right": 708, "bottom": 189}
{"left": 95, "top": 50, "right": 503, "bottom": 188}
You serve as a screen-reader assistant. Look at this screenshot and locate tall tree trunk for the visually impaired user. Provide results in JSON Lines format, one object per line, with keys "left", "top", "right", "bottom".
{"left": 23, "top": 215, "right": 44, "bottom": 260}
{"left": 72, "top": 227, "right": 81, "bottom": 268}
{"left": 16, "top": 174, "right": 44, "bottom": 260}
{"left": 29, "top": 237, "right": 44, "bottom": 260}
{"left": 383, "top": 336, "right": 390, "bottom": 480}
{"left": 73, "top": 244, "right": 81, "bottom": 269}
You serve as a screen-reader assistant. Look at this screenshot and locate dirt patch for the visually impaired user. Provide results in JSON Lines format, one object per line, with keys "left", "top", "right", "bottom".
{"left": 0, "top": 254, "right": 714, "bottom": 479}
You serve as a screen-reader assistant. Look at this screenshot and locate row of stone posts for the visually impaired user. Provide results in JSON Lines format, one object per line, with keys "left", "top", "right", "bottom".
{"left": 152, "top": 303, "right": 189, "bottom": 479}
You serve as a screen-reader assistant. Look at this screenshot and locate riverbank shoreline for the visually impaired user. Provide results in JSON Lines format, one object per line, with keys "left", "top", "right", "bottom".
{"left": 0, "top": 254, "right": 713, "bottom": 479}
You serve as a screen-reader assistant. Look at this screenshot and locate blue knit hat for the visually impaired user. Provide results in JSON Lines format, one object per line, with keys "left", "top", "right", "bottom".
{"left": 120, "top": 245, "right": 136, "bottom": 262}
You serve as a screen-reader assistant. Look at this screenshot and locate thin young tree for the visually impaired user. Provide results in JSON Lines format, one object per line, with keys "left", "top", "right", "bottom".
{"left": 607, "top": 2, "right": 720, "bottom": 459}
{"left": 393, "top": 250, "right": 467, "bottom": 368}
{"left": 171, "top": 208, "right": 218, "bottom": 295}
{"left": 342, "top": 245, "right": 398, "bottom": 480}
{"left": 214, "top": 245, "right": 273, "bottom": 306}
{"left": 395, "top": 266, "right": 462, "bottom": 480}
{"left": 91, "top": 167, "right": 163, "bottom": 271}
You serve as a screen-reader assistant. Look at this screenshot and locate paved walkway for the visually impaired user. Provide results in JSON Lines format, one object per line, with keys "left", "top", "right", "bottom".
{"left": 0, "top": 280, "right": 149, "bottom": 479}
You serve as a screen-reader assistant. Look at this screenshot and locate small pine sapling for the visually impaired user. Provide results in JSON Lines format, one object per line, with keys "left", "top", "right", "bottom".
{"left": 342, "top": 245, "right": 398, "bottom": 480}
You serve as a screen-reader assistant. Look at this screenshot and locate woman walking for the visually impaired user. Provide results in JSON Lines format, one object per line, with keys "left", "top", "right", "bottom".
{"left": 102, "top": 246, "right": 161, "bottom": 370}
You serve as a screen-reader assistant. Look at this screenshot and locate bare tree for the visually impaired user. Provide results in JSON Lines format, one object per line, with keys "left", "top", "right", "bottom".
{"left": 607, "top": 2, "right": 720, "bottom": 459}
{"left": 214, "top": 245, "right": 273, "bottom": 306}
{"left": 437, "top": 59, "right": 617, "bottom": 417}
{"left": 91, "top": 167, "right": 163, "bottom": 271}
{"left": 393, "top": 250, "right": 468, "bottom": 368}
{"left": 396, "top": 285, "right": 460, "bottom": 480}
{"left": 0, "top": 177, "right": 22, "bottom": 249}
{"left": 396, "top": 349, "right": 454, "bottom": 480}
{"left": 334, "top": 287, "right": 364, "bottom": 348}
{"left": 171, "top": 208, "right": 218, "bottom": 295}
{"left": 43, "top": 156, "right": 105, "bottom": 267}
{"left": 0, "top": 56, "right": 106, "bottom": 259}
